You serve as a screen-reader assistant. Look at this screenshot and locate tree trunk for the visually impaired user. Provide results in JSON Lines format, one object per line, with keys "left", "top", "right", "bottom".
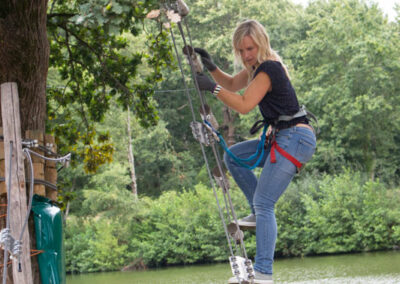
{"left": 127, "top": 107, "right": 138, "bottom": 199}
{"left": 222, "top": 106, "right": 236, "bottom": 147}
{"left": 0, "top": 1, "right": 49, "bottom": 283}
{"left": 63, "top": 178, "right": 76, "bottom": 222}
{"left": 0, "top": 0, "right": 49, "bottom": 132}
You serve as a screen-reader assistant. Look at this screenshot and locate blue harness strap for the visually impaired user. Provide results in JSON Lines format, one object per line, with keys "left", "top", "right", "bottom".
{"left": 204, "top": 120, "right": 268, "bottom": 170}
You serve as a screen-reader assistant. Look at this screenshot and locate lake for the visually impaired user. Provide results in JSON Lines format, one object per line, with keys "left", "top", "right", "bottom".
{"left": 67, "top": 250, "right": 400, "bottom": 283}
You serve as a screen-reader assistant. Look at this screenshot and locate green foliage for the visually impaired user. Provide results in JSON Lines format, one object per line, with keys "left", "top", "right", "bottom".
{"left": 276, "top": 170, "right": 400, "bottom": 256}
{"left": 65, "top": 171, "right": 400, "bottom": 273}
{"left": 65, "top": 216, "right": 130, "bottom": 273}
{"left": 46, "top": 0, "right": 174, "bottom": 172}
{"left": 289, "top": 0, "right": 400, "bottom": 180}
{"left": 62, "top": 0, "right": 400, "bottom": 275}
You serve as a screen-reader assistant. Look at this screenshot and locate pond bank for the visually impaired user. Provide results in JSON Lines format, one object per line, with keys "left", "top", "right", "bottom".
{"left": 67, "top": 250, "right": 400, "bottom": 284}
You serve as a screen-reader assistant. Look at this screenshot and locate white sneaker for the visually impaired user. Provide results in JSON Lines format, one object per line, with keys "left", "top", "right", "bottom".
{"left": 237, "top": 214, "right": 256, "bottom": 227}
{"left": 253, "top": 271, "right": 273, "bottom": 283}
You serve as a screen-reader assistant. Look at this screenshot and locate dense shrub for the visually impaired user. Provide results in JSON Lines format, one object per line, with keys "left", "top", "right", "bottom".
{"left": 65, "top": 171, "right": 400, "bottom": 273}
{"left": 276, "top": 170, "right": 400, "bottom": 256}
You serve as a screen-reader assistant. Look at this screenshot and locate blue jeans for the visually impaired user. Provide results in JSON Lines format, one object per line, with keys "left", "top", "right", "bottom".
{"left": 224, "top": 126, "right": 316, "bottom": 275}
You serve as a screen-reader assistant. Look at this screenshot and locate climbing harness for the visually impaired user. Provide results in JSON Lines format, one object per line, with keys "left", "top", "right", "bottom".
{"left": 252, "top": 105, "right": 319, "bottom": 172}
{"left": 0, "top": 138, "right": 70, "bottom": 284}
{"left": 165, "top": 1, "right": 254, "bottom": 283}
{"left": 249, "top": 105, "right": 319, "bottom": 135}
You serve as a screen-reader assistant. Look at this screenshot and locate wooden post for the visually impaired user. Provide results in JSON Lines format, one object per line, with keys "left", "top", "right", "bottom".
{"left": 25, "top": 131, "right": 45, "bottom": 196}
{"left": 0, "top": 128, "right": 6, "bottom": 195}
{"left": 44, "top": 134, "right": 57, "bottom": 201}
{"left": 1, "top": 82, "right": 33, "bottom": 284}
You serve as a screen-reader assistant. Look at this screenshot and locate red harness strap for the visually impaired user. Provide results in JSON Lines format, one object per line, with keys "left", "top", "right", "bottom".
{"left": 270, "top": 140, "right": 303, "bottom": 170}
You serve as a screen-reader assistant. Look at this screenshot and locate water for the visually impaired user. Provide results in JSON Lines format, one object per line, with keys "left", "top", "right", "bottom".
{"left": 67, "top": 251, "right": 400, "bottom": 283}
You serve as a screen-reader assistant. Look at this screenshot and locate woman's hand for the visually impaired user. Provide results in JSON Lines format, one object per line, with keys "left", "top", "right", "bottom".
{"left": 196, "top": 73, "right": 217, "bottom": 93}
{"left": 194, "top": 48, "right": 217, "bottom": 71}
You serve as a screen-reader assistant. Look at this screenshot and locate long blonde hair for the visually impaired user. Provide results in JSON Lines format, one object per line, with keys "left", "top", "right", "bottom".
{"left": 232, "top": 19, "right": 289, "bottom": 78}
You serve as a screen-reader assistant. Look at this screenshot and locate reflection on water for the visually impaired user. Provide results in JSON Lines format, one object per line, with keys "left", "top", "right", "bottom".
{"left": 67, "top": 251, "right": 400, "bottom": 284}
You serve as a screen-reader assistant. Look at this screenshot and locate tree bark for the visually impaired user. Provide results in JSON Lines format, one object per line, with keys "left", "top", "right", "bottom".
{"left": 0, "top": 0, "right": 49, "bottom": 132}
{"left": 222, "top": 106, "right": 236, "bottom": 147}
{"left": 0, "top": 1, "right": 49, "bottom": 283}
{"left": 127, "top": 107, "right": 138, "bottom": 199}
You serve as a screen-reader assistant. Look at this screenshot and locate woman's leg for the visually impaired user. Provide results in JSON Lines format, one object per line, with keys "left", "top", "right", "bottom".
{"left": 223, "top": 139, "right": 266, "bottom": 214}
{"left": 253, "top": 127, "right": 316, "bottom": 275}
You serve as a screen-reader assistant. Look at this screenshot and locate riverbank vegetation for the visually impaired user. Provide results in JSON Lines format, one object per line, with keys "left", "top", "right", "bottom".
{"left": 47, "top": 0, "right": 400, "bottom": 274}
{"left": 64, "top": 171, "right": 400, "bottom": 273}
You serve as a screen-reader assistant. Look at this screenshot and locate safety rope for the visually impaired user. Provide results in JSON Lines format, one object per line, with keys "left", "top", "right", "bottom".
{"left": 169, "top": 23, "right": 235, "bottom": 257}
{"left": 165, "top": 1, "right": 254, "bottom": 282}
{"left": 204, "top": 120, "right": 269, "bottom": 170}
{"left": 169, "top": 1, "right": 240, "bottom": 235}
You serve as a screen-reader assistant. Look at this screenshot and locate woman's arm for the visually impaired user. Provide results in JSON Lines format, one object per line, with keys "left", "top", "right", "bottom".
{"left": 209, "top": 68, "right": 249, "bottom": 92}
{"left": 215, "top": 71, "right": 272, "bottom": 114}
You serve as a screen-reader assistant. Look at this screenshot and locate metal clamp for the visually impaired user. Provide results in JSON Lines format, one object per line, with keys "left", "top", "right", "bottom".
{"left": 190, "top": 121, "right": 212, "bottom": 146}
{"left": 199, "top": 104, "right": 219, "bottom": 130}
{"left": 0, "top": 228, "right": 21, "bottom": 260}
{"left": 229, "top": 256, "right": 255, "bottom": 283}
{"left": 21, "top": 139, "right": 39, "bottom": 148}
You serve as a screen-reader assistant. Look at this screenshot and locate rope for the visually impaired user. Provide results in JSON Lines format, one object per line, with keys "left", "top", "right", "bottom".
{"left": 155, "top": 88, "right": 196, "bottom": 93}
{"left": 210, "top": 121, "right": 269, "bottom": 170}
{"left": 0, "top": 177, "right": 57, "bottom": 191}
{"left": 165, "top": 3, "right": 256, "bottom": 281}
{"left": 169, "top": 10, "right": 251, "bottom": 260}
{"left": 23, "top": 149, "right": 71, "bottom": 164}
{"left": 169, "top": 25, "right": 235, "bottom": 256}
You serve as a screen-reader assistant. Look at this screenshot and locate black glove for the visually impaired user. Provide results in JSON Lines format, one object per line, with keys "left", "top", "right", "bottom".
{"left": 196, "top": 73, "right": 216, "bottom": 93}
{"left": 194, "top": 47, "right": 217, "bottom": 72}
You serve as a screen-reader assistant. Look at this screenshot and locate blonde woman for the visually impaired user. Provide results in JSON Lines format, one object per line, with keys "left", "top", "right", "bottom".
{"left": 195, "top": 20, "right": 316, "bottom": 284}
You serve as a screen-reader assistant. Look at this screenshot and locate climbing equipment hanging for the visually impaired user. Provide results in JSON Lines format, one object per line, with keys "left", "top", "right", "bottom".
{"left": 0, "top": 138, "right": 70, "bottom": 284}
{"left": 164, "top": 1, "right": 254, "bottom": 283}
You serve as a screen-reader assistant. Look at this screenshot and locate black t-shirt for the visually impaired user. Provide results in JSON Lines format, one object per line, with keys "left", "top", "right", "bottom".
{"left": 253, "top": 60, "right": 306, "bottom": 128}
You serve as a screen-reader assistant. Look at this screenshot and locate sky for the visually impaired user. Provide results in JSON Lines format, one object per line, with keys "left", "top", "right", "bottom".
{"left": 292, "top": 0, "right": 398, "bottom": 21}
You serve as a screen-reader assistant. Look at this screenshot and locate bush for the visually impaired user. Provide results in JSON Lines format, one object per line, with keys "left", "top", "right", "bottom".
{"left": 276, "top": 170, "right": 400, "bottom": 256}
{"left": 65, "top": 170, "right": 400, "bottom": 273}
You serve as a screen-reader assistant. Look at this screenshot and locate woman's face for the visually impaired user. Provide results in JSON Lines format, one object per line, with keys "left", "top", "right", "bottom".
{"left": 238, "top": 35, "right": 259, "bottom": 68}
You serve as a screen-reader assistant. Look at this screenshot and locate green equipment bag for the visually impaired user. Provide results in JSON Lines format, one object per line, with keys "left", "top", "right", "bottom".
{"left": 32, "top": 194, "right": 66, "bottom": 284}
